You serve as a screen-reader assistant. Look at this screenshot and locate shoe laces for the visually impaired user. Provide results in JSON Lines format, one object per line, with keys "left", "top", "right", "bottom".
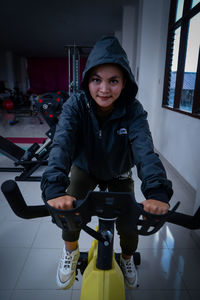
{"left": 122, "top": 258, "right": 135, "bottom": 275}
{"left": 63, "top": 251, "right": 73, "bottom": 269}
{"left": 125, "top": 259, "right": 134, "bottom": 273}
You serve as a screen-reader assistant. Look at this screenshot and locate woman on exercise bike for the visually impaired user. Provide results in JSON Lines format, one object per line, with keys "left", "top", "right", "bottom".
{"left": 41, "top": 36, "right": 173, "bottom": 290}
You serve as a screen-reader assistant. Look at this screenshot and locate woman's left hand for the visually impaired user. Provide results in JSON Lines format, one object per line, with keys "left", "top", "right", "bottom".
{"left": 141, "top": 199, "right": 169, "bottom": 215}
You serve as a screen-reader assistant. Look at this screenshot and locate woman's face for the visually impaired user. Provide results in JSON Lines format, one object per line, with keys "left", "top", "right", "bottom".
{"left": 88, "top": 64, "right": 125, "bottom": 112}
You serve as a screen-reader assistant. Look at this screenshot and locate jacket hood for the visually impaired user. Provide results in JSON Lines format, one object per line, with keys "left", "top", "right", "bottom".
{"left": 81, "top": 36, "right": 138, "bottom": 101}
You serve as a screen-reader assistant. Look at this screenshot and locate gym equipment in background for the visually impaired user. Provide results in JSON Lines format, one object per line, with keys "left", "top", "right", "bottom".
{"left": 2, "top": 99, "right": 14, "bottom": 111}
{"left": 35, "top": 91, "right": 68, "bottom": 128}
{"left": 1, "top": 180, "right": 200, "bottom": 300}
{"left": 65, "top": 45, "right": 91, "bottom": 96}
{"left": 0, "top": 91, "right": 68, "bottom": 181}
{"left": 0, "top": 134, "right": 51, "bottom": 181}
{"left": 1, "top": 87, "right": 43, "bottom": 126}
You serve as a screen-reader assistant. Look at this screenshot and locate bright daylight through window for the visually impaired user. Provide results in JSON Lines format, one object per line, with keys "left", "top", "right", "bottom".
{"left": 162, "top": 0, "right": 200, "bottom": 118}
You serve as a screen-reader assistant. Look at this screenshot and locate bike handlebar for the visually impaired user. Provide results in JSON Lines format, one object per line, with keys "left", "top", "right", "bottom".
{"left": 1, "top": 180, "right": 200, "bottom": 236}
{"left": 1, "top": 180, "right": 49, "bottom": 219}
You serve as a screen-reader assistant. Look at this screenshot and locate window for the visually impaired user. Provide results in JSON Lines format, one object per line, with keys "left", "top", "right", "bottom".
{"left": 162, "top": 0, "right": 200, "bottom": 118}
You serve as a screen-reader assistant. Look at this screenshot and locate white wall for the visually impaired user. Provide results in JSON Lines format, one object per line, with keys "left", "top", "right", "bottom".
{"left": 194, "top": 178, "right": 200, "bottom": 238}
{"left": 121, "top": 2, "right": 139, "bottom": 76}
{"left": 131, "top": 0, "right": 200, "bottom": 237}
{"left": 5, "top": 51, "right": 15, "bottom": 90}
{"left": 115, "top": 30, "right": 122, "bottom": 45}
{"left": 136, "top": 0, "right": 200, "bottom": 192}
{"left": 0, "top": 51, "right": 28, "bottom": 93}
{"left": 0, "top": 52, "right": 6, "bottom": 82}
{"left": 15, "top": 56, "right": 29, "bottom": 93}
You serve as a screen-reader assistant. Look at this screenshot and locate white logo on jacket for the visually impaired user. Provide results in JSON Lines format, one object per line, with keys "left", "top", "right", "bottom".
{"left": 117, "top": 128, "right": 127, "bottom": 135}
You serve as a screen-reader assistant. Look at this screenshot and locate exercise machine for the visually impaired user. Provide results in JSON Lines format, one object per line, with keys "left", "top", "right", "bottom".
{"left": 1, "top": 180, "right": 200, "bottom": 299}
{"left": 36, "top": 91, "right": 68, "bottom": 128}
{"left": 65, "top": 44, "right": 91, "bottom": 95}
{"left": 1, "top": 87, "right": 43, "bottom": 126}
{"left": 0, "top": 45, "right": 88, "bottom": 180}
{"left": 0, "top": 134, "right": 52, "bottom": 181}
{"left": 0, "top": 91, "right": 68, "bottom": 181}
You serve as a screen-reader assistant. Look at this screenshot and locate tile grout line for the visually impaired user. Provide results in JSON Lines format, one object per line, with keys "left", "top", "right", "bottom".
{"left": 11, "top": 217, "right": 44, "bottom": 294}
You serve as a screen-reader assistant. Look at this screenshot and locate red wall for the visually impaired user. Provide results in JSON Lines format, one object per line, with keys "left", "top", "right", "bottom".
{"left": 27, "top": 57, "right": 87, "bottom": 94}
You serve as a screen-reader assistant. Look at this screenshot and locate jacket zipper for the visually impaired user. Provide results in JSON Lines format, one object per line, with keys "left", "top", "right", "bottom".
{"left": 99, "top": 129, "right": 102, "bottom": 139}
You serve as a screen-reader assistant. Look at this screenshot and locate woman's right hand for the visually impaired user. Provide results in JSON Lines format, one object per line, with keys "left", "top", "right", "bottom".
{"left": 47, "top": 195, "right": 76, "bottom": 210}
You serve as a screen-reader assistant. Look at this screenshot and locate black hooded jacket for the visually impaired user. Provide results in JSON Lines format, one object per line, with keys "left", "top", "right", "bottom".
{"left": 41, "top": 36, "right": 173, "bottom": 203}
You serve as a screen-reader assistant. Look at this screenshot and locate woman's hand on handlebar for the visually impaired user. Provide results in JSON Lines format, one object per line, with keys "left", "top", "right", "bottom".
{"left": 47, "top": 195, "right": 76, "bottom": 210}
{"left": 141, "top": 199, "right": 169, "bottom": 215}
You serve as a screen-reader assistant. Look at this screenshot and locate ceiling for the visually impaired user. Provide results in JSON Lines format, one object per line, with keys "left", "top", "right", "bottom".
{"left": 0, "top": 0, "right": 134, "bottom": 58}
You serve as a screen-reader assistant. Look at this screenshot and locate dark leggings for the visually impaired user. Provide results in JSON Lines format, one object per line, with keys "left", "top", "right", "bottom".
{"left": 62, "top": 165, "right": 138, "bottom": 256}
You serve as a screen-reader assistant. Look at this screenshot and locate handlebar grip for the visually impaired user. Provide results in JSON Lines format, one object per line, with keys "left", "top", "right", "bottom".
{"left": 1, "top": 180, "right": 49, "bottom": 219}
{"left": 137, "top": 202, "right": 180, "bottom": 219}
{"left": 135, "top": 201, "right": 180, "bottom": 236}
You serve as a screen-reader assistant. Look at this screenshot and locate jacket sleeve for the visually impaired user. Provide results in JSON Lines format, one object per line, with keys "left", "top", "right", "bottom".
{"left": 129, "top": 100, "right": 173, "bottom": 203}
{"left": 40, "top": 95, "right": 81, "bottom": 202}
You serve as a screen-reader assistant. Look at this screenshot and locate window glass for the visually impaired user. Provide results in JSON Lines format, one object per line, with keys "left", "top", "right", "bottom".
{"left": 192, "top": 0, "right": 200, "bottom": 8}
{"left": 163, "top": 0, "right": 200, "bottom": 118}
{"left": 169, "top": 27, "right": 181, "bottom": 107}
{"left": 176, "top": 0, "right": 184, "bottom": 21}
{"left": 180, "top": 13, "right": 200, "bottom": 112}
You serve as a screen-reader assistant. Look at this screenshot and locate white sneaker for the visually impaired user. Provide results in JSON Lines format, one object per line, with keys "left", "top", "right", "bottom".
{"left": 120, "top": 255, "right": 138, "bottom": 289}
{"left": 56, "top": 246, "right": 80, "bottom": 289}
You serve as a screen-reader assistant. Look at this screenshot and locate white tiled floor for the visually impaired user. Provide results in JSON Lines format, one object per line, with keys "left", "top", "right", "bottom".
{"left": 0, "top": 111, "right": 200, "bottom": 300}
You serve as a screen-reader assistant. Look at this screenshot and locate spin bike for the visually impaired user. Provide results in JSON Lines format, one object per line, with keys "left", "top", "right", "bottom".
{"left": 1, "top": 180, "right": 200, "bottom": 300}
